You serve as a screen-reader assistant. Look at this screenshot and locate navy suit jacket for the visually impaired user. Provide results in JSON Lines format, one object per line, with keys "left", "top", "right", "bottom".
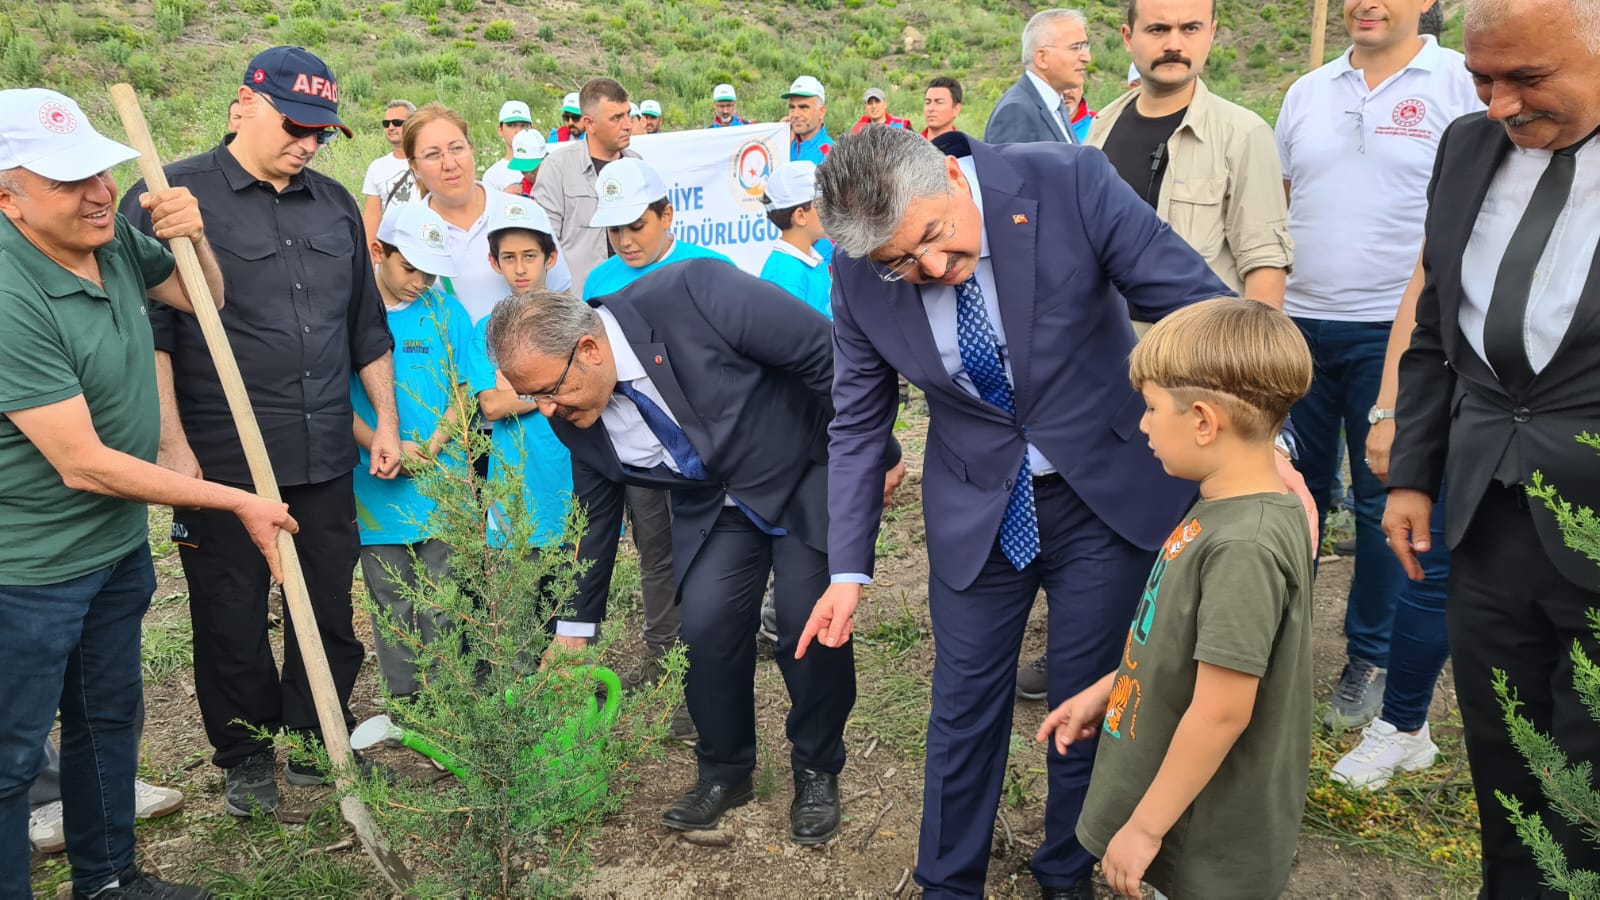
{"left": 553, "top": 260, "right": 889, "bottom": 624}
{"left": 827, "top": 137, "right": 1231, "bottom": 591}
{"left": 984, "top": 75, "right": 1074, "bottom": 145}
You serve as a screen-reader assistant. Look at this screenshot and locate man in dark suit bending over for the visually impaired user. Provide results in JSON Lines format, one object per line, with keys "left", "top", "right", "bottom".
{"left": 1383, "top": 0, "right": 1600, "bottom": 892}
{"left": 486, "top": 261, "right": 901, "bottom": 846}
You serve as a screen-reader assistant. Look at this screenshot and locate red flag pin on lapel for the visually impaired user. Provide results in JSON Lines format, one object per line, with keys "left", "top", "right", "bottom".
{"left": 1012, "top": 213, "right": 1029, "bottom": 225}
{"left": 654, "top": 355, "right": 663, "bottom": 364}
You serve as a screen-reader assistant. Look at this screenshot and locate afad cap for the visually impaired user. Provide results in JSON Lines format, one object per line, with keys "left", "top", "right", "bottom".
{"left": 588, "top": 158, "right": 668, "bottom": 228}
{"left": 243, "top": 46, "right": 351, "bottom": 137}
{"left": 376, "top": 203, "right": 459, "bottom": 277}
{"left": 0, "top": 88, "right": 138, "bottom": 182}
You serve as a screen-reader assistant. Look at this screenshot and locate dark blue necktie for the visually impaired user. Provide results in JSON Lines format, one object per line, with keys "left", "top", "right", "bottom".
{"left": 614, "top": 379, "right": 784, "bottom": 535}
{"left": 955, "top": 276, "right": 1039, "bottom": 570}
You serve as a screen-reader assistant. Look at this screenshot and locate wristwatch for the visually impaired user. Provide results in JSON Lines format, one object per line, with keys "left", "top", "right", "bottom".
{"left": 1367, "top": 406, "right": 1395, "bottom": 425}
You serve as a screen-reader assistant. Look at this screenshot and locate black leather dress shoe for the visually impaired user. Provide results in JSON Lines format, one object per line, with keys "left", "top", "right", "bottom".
{"left": 660, "top": 777, "right": 754, "bottom": 830}
{"left": 790, "top": 768, "right": 841, "bottom": 844}
{"left": 1040, "top": 878, "right": 1095, "bottom": 900}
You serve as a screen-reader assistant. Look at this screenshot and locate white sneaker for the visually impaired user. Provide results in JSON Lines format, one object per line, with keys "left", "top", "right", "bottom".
{"left": 29, "top": 800, "right": 65, "bottom": 854}
{"left": 134, "top": 780, "right": 184, "bottom": 819}
{"left": 1331, "top": 719, "right": 1439, "bottom": 790}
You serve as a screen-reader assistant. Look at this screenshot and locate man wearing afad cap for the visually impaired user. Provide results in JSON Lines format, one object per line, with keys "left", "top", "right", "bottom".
{"left": 483, "top": 100, "right": 534, "bottom": 194}
{"left": 782, "top": 76, "right": 833, "bottom": 164}
{"left": 640, "top": 99, "right": 663, "bottom": 134}
{"left": 709, "top": 83, "right": 745, "bottom": 128}
{"left": 505, "top": 129, "right": 547, "bottom": 198}
{"left": 851, "top": 88, "right": 913, "bottom": 134}
{"left": 119, "top": 45, "right": 403, "bottom": 818}
{"left": 0, "top": 88, "right": 296, "bottom": 900}
{"left": 548, "top": 91, "right": 586, "bottom": 144}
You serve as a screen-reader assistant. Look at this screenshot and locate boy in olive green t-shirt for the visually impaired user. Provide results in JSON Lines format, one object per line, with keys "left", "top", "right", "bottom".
{"left": 1037, "top": 298, "right": 1316, "bottom": 900}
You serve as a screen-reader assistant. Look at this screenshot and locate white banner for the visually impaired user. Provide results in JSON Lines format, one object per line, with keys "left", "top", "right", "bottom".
{"left": 627, "top": 122, "right": 791, "bottom": 275}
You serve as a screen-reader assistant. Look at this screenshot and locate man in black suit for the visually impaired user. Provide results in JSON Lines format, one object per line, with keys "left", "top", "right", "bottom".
{"left": 486, "top": 259, "right": 899, "bottom": 844}
{"left": 1383, "top": 0, "right": 1600, "bottom": 892}
{"left": 984, "top": 8, "right": 1091, "bottom": 145}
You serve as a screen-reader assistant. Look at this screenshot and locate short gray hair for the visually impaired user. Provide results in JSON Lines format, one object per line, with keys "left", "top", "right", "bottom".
{"left": 0, "top": 167, "right": 23, "bottom": 196}
{"left": 815, "top": 126, "right": 951, "bottom": 258}
{"left": 1022, "top": 8, "right": 1089, "bottom": 67}
{"left": 1465, "top": 0, "right": 1600, "bottom": 54}
{"left": 384, "top": 98, "right": 416, "bottom": 114}
{"left": 485, "top": 289, "right": 601, "bottom": 369}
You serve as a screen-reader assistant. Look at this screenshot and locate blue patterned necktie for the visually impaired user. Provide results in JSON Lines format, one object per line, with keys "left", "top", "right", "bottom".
{"left": 614, "top": 379, "right": 785, "bottom": 535}
{"left": 955, "top": 275, "right": 1039, "bottom": 570}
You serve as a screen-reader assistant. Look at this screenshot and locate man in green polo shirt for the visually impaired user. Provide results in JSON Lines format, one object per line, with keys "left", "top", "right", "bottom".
{"left": 0, "top": 88, "right": 296, "bottom": 900}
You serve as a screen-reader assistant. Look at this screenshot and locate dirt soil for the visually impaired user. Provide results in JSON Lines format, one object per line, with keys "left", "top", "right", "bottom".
{"left": 32, "top": 416, "right": 1469, "bottom": 899}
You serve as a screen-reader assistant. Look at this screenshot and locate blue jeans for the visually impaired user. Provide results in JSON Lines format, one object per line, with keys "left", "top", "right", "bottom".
{"left": 1290, "top": 317, "right": 1405, "bottom": 666}
{"left": 1382, "top": 494, "right": 1451, "bottom": 732}
{"left": 0, "top": 545, "right": 154, "bottom": 897}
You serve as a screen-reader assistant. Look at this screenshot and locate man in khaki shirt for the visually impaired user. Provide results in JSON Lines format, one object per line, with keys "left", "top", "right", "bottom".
{"left": 531, "top": 77, "right": 640, "bottom": 296}
{"left": 1087, "top": 0, "right": 1291, "bottom": 304}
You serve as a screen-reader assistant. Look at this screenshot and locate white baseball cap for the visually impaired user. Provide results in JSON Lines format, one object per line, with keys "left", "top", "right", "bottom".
{"left": 763, "top": 161, "right": 818, "bottom": 211}
{"left": 640, "top": 99, "right": 662, "bottom": 118}
{"left": 376, "top": 203, "right": 459, "bottom": 277}
{"left": 561, "top": 92, "right": 581, "bottom": 115}
{"left": 485, "top": 193, "right": 554, "bottom": 240}
{"left": 588, "top": 158, "right": 668, "bottom": 228}
{"left": 1128, "top": 63, "right": 1142, "bottom": 84}
{"left": 508, "top": 129, "right": 547, "bottom": 172}
{"left": 629, "top": 102, "right": 641, "bottom": 117}
{"left": 498, "top": 100, "right": 532, "bottom": 124}
{"left": 0, "top": 89, "right": 139, "bottom": 182}
{"left": 712, "top": 83, "right": 737, "bottom": 102}
{"left": 781, "top": 76, "right": 825, "bottom": 104}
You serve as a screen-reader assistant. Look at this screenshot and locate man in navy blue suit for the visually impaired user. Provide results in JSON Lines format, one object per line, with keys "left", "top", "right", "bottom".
{"left": 984, "top": 8, "right": 1091, "bottom": 145}
{"left": 801, "top": 126, "right": 1309, "bottom": 898}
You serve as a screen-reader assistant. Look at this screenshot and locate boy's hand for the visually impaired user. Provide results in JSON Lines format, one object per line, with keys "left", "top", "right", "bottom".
{"left": 1035, "top": 671, "right": 1115, "bottom": 754}
{"left": 1102, "top": 822, "right": 1162, "bottom": 898}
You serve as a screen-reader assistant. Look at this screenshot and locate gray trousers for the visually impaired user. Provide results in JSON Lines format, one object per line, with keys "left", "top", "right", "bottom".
{"left": 625, "top": 486, "right": 679, "bottom": 650}
{"left": 30, "top": 695, "right": 146, "bottom": 808}
{"left": 360, "top": 540, "right": 454, "bottom": 698}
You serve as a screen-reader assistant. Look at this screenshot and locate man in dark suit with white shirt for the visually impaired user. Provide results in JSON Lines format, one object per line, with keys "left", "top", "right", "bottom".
{"left": 486, "top": 260, "right": 900, "bottom": 846}
{"left": 1383, "top": 0, "right": 1600, "bottom": 892}
{"left": 984, "top": 8, "right": 1091, "bottom": 145}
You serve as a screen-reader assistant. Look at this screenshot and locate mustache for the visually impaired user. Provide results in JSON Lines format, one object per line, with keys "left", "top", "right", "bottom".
{"left": 1154, "top": 53, "right": 1192, "bottom": 67}
{"left": 1505, "top": 111, "right": 1551, "bottom": 127}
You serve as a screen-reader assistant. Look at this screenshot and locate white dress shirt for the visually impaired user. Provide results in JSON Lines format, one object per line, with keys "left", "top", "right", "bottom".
{"left": 1025, "top": 70, "right": 1071, "bottom": 142}
{"left": 1460, "top": 139, "right": 1600, "bottom": 376}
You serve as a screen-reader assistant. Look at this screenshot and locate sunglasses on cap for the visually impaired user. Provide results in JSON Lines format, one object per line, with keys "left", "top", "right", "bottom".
{"left": 382, "top": 118, "right": 408, "bottom": 128}
{"left": 258, "top": 93, "right": 340, "bottom": 145}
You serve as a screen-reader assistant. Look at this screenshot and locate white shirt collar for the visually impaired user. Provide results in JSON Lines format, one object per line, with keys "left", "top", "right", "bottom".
{"left": 1327, "top": 34, "right": 1445, "bottom": 80}
{"left": 595, "top": 305, "right": 646, "bottom": 382}
{"left": 1025, "top": 70, "right": 1063, "bottom": 114}
{"left": 771, "top": 239, "right": 823, "bottom": 267}
{"left": 959, "top": 155, "right": 991, "bottom": 260}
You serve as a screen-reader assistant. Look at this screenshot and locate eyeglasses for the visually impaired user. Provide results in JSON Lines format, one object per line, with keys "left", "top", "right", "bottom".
{"left": 874, "top": 198, "right": 957, "bottom": 283}
{"left": 414, "top": 143, "right": 473, "bottom": 165}
{"left": 382, "top": 118, "right": 409, "bottom": 128}
{"left": 516, "top": 342, "right": 580, "bottom": 404}
{"left": 1345, "top": 108, "right": 1367, "bottom": 155}
{"left": 1041, "top": 41, "right": 1093, "bottom": 54}
{"left": 258, "top": 93, "right": 340, "bottom": 145}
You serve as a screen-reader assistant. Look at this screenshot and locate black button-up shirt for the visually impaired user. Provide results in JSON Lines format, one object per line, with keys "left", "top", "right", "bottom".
{"left": 122, "top": 140, "right": 393, "bottom": 487}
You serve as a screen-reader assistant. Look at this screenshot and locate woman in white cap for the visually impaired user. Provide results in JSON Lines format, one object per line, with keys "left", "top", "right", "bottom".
{"left": 401, "top": 103, "right": 572, "bottom": 324}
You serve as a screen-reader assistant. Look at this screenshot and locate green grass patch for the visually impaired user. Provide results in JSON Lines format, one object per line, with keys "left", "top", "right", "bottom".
{"left": 141, "top": 613, "right": 194, "bottom": 682}
{"left": 200, "top": 806, "right": 379, "bottom": 897}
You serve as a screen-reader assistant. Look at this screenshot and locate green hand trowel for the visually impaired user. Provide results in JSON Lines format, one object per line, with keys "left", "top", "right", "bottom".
{"left": 350, "top": 712, "right": 468, "bottom": 780}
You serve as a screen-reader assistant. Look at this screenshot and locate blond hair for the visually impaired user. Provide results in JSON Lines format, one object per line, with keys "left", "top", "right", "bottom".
{"left": 1128, "top": 298, "right": 1312, "bottom": 442}
{"left": 401, "top": 103, "right": 472, "bottom": 199}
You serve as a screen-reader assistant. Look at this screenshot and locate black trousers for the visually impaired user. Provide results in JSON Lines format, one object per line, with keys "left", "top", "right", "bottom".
{"left": 173, "top": 474, "right": 364, "bottom": 769}
{"left": 1448, "top": 483, "right": 1600, "bottom": 898}
{"left": 678, "top": 507, "right": 854, "bottom": 786}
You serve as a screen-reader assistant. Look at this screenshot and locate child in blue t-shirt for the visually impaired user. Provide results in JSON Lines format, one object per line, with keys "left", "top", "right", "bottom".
{"left": 466, "top": 195, "right": 574, "bottom": 549}
{"left": 354, "top": 203, "right": 476, "bottom": 699}
{"left": 582, "top": 158, "right": 736, "bottom": 300}
{"left": 757, "top": 161, "right": 832, "bottom": 319}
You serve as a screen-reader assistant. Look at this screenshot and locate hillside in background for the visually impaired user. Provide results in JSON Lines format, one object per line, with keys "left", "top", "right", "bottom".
{"left": 0, "top": 0, "right": 1468, "bottom": 195}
